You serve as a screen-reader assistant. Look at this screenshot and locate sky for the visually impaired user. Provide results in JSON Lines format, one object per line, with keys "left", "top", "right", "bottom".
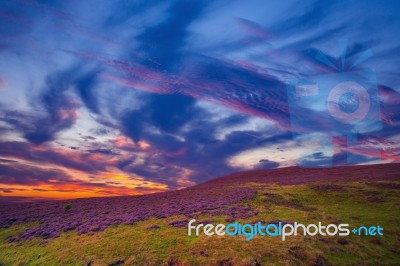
{"left": 0, "top": 0, "right": 399, "bottom": 201}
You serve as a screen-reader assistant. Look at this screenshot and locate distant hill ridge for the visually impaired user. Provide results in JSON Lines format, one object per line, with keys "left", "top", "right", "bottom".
{"left": 199, "top": 163, "right": 400, "bottom": 187}
{"left": 1, "top": 163, "right": 399, "bottom": 205}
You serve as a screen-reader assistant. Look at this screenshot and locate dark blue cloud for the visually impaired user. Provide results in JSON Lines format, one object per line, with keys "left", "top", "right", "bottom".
{"left": 0, "top": 161, "right": 72, "bottom": 185}
{"left": 136, "top": 0, "right": 208, "bottom": 70}
{"left": 271, "top": 1, "right": 337, "bottom": 34}
{"left": 148, "top": 94, "right": 198, "bottom": 133}
{"left": 1, "top": 68, "right": 82, "bottom": 144}
{"left": 0, "top": 141, "right": 106, "bottom": 174}
{"left": 256, "top": 159, "right": 280, "bottom": 169}
{"left": 74, "top": 70, "right": 101, "bottom": 114}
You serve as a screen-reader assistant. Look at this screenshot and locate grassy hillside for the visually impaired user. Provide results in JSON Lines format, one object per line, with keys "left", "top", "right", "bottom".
{"left": 1, "top": 164, "right": 399, "bottom": 265}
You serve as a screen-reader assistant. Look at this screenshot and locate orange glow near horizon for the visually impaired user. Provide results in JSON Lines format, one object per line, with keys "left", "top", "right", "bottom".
{"left": 0, "top": 135, "right": 192, "bottom": 201}
{"left": 0, "top": 178, "right": 169, "bottom": 200}
{"left": 0, "top": 149, "right": 170, "bottom": 200}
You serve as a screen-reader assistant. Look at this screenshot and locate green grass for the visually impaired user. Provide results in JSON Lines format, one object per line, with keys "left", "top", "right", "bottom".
{"left": 1, "top": 181, "right": 399, "bottom": 265}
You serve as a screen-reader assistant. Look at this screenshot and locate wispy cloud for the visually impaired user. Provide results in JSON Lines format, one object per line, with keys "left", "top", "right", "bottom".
{"left": 0, "top": 0, "right": 399, "bottom": 199}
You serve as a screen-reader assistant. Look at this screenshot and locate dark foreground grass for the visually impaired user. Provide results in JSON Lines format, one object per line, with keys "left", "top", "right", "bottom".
{"left": 1, "top": 181, "right": 399, "bottom": 265}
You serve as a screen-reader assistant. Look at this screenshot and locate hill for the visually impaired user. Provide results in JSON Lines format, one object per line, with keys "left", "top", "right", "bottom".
{"left": 0, "top": 163, "right": 399, "bottom": 265}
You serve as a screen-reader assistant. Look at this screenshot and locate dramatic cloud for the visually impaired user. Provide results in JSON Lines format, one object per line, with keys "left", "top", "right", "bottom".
{"left": 0, "top": 162, "right": 72, "bottom": 185}
{"left": 0, "top": 0, "right": 399, "bottom": 199}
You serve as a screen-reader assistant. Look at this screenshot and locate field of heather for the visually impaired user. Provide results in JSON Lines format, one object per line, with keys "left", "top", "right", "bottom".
{"left": 1, "top": 164, "right": 400, "bottom": 265}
